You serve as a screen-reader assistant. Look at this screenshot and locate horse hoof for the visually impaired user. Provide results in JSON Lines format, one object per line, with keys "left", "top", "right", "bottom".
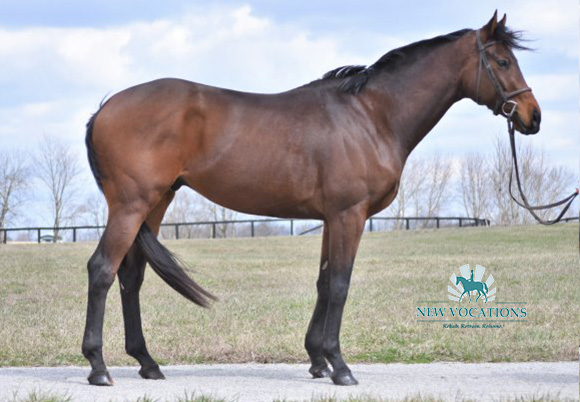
{"left": 309, "top": 365, "right": 332, "bottom": 378}
{"left": 139, "top": 365, "right": 165, "bottom": 380}
{"left": 331, "top": 371, "right": 358, "bottom": 386}
{"left": 88, "top": 369, "right": 113, "bottom": 386}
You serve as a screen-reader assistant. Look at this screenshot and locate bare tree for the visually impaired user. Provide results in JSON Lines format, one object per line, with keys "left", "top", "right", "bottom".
{"left": 458, "top": 152, "right": 491, "bottom": 219}
{"left": 35, "top": 136, "right": 82, "bottom": 240}
{"left": 421, "top": 153, "right": 453, "bottom": 223}
{"left": 489, "top": 136, "right": 576, "bottom": 225}
{"left": 0, "top": 149, "right": 29, "bottom": 230}
{"left": 78, "top": 192, "right": 108, "bottom": 239}
{"left": 387, "top": 153, "right": 453, "bottom": 228}
{"left": 162, "top": 190, "right": 210, "bottom": 239}
{"left": 203, "top": 198, "right": 238, "bottom": 238}
{"left": 387, "top": 157, "right": 426, "bottom": 229}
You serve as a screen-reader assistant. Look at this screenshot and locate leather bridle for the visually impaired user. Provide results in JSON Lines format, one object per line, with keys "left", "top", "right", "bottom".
{"left": 475, "top": 30, "right": 578, "bottom": 225}
{"left": 475, "top": 30, "right": 531, "bottom": 117}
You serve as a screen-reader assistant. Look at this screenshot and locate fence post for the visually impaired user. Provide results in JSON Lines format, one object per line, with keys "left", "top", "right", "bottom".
{"left": 37, "top": 229, "right": 41, "bottom": 244}
{"left": 2, "top": 230, "right": 6, "bottom": 244}
{"left": 369, "top": 218, "right": 373, "bottom": 232}
{"left": 73, "top": 228, "right": 77, "bottom": 242}
{"left": 405, "top": 218, "right": 410, "bottom": 230}
{"left": 436, "top": 218, "right": 440, "bottom": 229}
{"left": 290, "top": 219, "right": 294, "bottom": 236}
{"left": 459, "top": 218, "right": 463, "bottom": 227}
{"left": 212, "top": 223, "right": 216, "bottom": 239}
{"left": 175, "top": 224, "right": 179, "bottom": 240}
{"left": 251, "top": 221, "right": 255, "bottom": 238}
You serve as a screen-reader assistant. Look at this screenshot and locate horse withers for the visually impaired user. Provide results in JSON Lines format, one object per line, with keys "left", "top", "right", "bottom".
{"left": 82, "top": 12, "right": 540, "bottom": 386}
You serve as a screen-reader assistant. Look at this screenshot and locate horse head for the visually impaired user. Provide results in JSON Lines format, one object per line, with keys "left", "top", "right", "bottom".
{"left": 461, "top": 11, "right": 541, "bottom": 135}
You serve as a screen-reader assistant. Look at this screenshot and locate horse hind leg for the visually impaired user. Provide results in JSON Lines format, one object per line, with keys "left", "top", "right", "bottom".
{"left": 82, "top": 200, "right": 157, "bottom": 386}
{"left": 118, "top": 191, "right": 175, "bottom": 380}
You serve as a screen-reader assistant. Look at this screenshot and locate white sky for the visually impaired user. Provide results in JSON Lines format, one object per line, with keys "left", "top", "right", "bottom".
{"left": 0, "top": 0, "right": 578, "bottom": 226}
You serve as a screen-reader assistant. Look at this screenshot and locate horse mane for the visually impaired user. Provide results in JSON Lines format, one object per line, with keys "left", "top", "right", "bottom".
{"left": 492, "top": 25, "right": 531, "bottom": 51}
{"left": 310, "top": 25, "right": 528, "bottom": 95}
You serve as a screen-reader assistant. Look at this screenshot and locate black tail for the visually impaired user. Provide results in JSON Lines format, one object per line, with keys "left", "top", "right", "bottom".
{"left": 85, "top": 107, "right": 104, "bottom": 192}
{"left": 136, "top": 223, "right": 216, "bottom": 308}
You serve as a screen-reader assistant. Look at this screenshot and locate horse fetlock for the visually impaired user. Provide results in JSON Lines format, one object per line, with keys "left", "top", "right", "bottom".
{"left": 81, "top": 340, "right": 102, "bottom": 361}
{"left": 322, "top": 340, "right": 340, "bottom": 361}
{"left": 125, "top": 342, "right": 147, "bottom": 360}
{"left": 309, "top": 364, "right": 332, "bottom": 379}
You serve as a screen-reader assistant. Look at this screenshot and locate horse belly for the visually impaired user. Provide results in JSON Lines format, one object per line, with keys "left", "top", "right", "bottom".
{"left": 183, "top": 139, "right": 323, "bottom": 219}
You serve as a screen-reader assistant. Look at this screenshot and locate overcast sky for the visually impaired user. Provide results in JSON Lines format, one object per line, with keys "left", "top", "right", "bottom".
{"left": 0, "top": 0, "right": 578, "bottom": 226}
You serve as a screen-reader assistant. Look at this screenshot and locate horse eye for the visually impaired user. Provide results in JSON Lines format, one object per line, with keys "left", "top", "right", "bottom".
{"left": 497, "top": 59, "right": 509, "bottom": 69}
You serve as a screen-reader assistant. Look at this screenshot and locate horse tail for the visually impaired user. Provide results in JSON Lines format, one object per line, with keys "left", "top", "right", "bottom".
{"left": 135, "top": 223, "right": 217, "bottom": 308}
{"left": 85, "top": 99, "right": 110, "bottom": 192}
{"left": 483, "top": 282, "right": 489, "bottom": 293}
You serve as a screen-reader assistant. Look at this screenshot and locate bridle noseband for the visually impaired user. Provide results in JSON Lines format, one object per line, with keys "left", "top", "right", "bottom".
{"left": 475, "top": 30, "right": 578, "bottom": 225}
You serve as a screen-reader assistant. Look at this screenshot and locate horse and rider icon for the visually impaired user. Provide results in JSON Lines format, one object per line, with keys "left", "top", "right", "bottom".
{"left": 448, "top": 264, "right": 496, "bottom": 303}
{"left": 455, "top": 269, "right": 489, "bottom": 303}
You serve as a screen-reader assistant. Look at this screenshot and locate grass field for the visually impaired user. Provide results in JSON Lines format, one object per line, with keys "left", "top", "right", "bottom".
{"left": 0, "top": 224, "right": 578, "bottom": 367}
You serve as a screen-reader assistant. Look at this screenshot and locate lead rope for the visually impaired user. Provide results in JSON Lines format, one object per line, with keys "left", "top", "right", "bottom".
{"left": 507, "top": 119, "right": 578, "bottom": 225}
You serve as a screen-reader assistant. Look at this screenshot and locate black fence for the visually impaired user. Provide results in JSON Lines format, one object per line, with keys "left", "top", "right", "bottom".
{"left": 0, "top": 216, "right": 501, "bottom": 244}
{"left": 2, "top": 215, "right": 577, "bottom": 244}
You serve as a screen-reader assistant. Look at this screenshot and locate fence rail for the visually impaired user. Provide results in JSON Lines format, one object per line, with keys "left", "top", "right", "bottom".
{"left": 0, "top": 215, "right": 576, "bottom": 244}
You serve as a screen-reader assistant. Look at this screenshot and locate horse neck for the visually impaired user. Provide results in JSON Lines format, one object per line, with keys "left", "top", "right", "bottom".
{"left": 364, "top": 40, "right": 469, "bottom": 159}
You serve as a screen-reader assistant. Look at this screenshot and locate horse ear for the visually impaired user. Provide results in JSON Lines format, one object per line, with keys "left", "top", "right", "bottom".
{"left": 481, "top": 10, "right": 498, "bottom": 41}
{"left": 498, "top": 13, "right": 507, "bottom": 31}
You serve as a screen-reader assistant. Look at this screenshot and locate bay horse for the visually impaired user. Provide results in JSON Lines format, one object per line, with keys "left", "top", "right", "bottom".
{"left": 83, "top": 12, "right": 540, "bottom": 386}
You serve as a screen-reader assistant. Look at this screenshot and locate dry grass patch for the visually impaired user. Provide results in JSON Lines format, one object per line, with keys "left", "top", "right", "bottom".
{"left": 0, "top": 224, "right": 577, "bottom": 366}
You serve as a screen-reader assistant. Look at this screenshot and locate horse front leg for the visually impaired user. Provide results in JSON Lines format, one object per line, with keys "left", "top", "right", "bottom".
{"left": 322, "top": 207, "right": 366, "bottom": 386}
{"left": 304, "top": 224, "right": 332, "bottom": 378}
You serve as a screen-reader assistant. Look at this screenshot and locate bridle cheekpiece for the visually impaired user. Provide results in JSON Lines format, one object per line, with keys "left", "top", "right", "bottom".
{"left": 475, "top": 30, "right": 531, "bottom": 118}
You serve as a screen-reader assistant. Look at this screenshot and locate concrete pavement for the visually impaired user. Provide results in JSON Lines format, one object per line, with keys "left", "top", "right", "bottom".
{"left": 0, "top": 362, "right": 578, "bottom": 401}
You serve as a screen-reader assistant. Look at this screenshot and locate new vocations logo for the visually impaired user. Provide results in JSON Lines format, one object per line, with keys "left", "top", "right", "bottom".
{"left": 416, "top": 264, "right": 527, "bottom": 329}
{"left": 448, "top": 264, "right": 496, "bottom": 303}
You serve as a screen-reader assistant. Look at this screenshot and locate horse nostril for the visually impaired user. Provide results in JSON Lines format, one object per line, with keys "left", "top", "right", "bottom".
{"left": 532, "top": 109, "right": 541, "bottom": 126}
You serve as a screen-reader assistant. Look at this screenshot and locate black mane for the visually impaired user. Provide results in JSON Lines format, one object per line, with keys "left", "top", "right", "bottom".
{"left": 311, "top": 26, "right": 528, "bottom": 95}
{"left": 493, "top": 25, "right": 530, "bottom": 51}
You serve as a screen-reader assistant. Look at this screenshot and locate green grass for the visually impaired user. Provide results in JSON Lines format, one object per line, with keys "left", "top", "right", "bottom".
{"left": 0, "top": 224, "right": 577, "bottom": 367}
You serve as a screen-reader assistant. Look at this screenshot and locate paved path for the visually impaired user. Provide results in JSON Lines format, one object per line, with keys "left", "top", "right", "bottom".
{"left": 0, "top": 363, "right": 577, "bottom": 401}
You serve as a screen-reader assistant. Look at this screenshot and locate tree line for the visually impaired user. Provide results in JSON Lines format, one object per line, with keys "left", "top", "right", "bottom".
{"left": 0, "top": 135, "right": 577, "bottom": 241}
